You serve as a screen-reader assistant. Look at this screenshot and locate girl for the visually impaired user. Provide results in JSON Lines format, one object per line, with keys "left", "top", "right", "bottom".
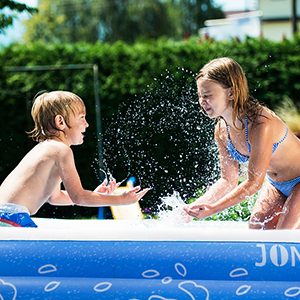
{"left": 183, "top": 57, "right": 300, "bottom": 229}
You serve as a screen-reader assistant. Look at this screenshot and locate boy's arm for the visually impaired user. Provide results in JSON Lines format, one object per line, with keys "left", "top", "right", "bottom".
{"left": 55, "top": 144, "right": 148, "bottom": 206}
{"left": 48, "top": 183, "right": 74, "bottom": 206}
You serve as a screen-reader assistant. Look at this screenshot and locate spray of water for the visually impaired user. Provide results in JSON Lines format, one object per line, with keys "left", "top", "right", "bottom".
{"left": 157, "top": 191, "right": 186, "bottom": 223}
{"left": 88, "top": 68, "right": 258, "bottom": 223}
{"left": 101, "top": 68, "right": 219, "bottom": 215}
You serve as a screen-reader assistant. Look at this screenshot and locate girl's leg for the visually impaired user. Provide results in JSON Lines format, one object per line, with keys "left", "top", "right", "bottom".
{"left": 276, "top": 182, "right": 300, "bottom": 229}
{"left": 249, "top": 180, "right": 287, "bottom": 230}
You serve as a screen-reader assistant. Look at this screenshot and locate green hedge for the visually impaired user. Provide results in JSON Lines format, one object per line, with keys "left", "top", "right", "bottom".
{"left": 1, "top": 36, "right": 300, "bottom": 219}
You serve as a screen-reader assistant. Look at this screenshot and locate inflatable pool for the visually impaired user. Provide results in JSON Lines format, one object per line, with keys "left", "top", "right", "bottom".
{"left": 0, "top": 218, "right": 300, "bottom": 299}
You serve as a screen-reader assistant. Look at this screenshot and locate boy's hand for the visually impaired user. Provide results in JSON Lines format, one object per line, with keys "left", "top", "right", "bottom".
{"left": 121, "top": 186, "right": 149, "bottom": 204}
{"left": 94, "top": 179, "right": 120, "bottom": 195}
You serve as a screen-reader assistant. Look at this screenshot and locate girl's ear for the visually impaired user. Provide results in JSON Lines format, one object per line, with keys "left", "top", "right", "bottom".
{"left": 54, "top": 115, "right": 66, "bottom": 130}
{"left": 228, "top": 87, "right": 234, "bottom": 100}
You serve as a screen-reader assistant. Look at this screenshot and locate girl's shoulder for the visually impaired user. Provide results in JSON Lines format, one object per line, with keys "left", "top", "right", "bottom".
{"left": 248, "top": 108, "right": 282, "bottom": 144}
{"left": 215, "top": 118, "right": 228, "bottom": 142}
{"left": 249, "top": 107, "right": 275, "bottom": 129}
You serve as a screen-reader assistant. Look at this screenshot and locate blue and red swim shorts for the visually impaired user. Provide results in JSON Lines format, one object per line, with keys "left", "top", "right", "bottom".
{"left": 0, "top": 204, "right": 37, "bottom": 227}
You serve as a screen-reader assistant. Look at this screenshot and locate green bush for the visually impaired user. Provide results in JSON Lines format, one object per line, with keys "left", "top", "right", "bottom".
{"left": 188, "top": 185, "right": 258, "bottom": 222}
{"left": 1, "top": 36, "right": 300, "bottom": 218}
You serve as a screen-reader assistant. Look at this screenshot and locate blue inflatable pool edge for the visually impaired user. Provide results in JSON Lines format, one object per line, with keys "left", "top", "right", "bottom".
{"left": 0, "top": 219, "right": 300, "bottom": 300}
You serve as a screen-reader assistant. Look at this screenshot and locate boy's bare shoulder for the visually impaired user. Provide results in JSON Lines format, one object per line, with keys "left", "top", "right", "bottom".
{"left": 37, "top": 140, "right": 73, "bottom": 159}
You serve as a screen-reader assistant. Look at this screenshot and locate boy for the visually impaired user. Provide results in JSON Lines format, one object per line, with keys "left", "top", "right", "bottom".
{"left": 0, "top": 91, "right": 148, "bottom": 227}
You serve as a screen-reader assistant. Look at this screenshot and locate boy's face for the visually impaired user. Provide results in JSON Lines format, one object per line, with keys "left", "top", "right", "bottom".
{"left": 64, "top": 111, "right": 89, "bottom": 146}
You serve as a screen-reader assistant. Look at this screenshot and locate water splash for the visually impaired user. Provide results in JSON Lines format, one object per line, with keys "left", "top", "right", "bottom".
{"left": 157, "top": 191, "right": 186, "bottom": 224}
{"left": 102, "top": 67, "right": 219, "bottom": 211}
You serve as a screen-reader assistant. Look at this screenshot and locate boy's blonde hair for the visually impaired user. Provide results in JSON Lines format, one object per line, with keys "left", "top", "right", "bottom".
{"left": 196, "top": 57, "right": 262, "bottom": 130}
{"left": 28, "top": 91, "right": 86, "bottom": 142}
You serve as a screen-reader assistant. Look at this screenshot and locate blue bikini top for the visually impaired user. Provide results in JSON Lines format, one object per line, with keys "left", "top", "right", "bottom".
{"left": 227, "top": 117, "right": 288, "bottom": 163}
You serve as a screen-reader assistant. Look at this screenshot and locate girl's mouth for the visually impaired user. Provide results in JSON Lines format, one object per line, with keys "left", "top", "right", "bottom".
{"left": 203, "top": 107, "right": 211, "bottom": 113}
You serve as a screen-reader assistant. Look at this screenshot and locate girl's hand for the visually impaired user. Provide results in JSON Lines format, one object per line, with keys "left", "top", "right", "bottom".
{"left": 94, "top": 179, "right": 120, "bottom": 195}
{"left": 181, "top": 209, "right": 194, "bottom": 223}
{"left": 183, "top": 203, "right": 214, "bottom": 220}
{"left": 121, "top": 186, "right": 149, "bottom": 204}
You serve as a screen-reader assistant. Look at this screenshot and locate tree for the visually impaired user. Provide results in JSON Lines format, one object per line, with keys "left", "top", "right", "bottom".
{"left": 23, "top": 0, "right": 224, "bottom": 44}
{"left": 24, "top": 0, "right": 109, "bottom": 43}
{"left": 23, "top": 0, "right": 87, "bottom": 43}
{"left": 98, "top": 0, "right": 176, "bottom": 43}
{"left": 24, "top": 0, "right": 175, "bottom": 43}
{"left": 170, "top": 0, "right": 224, "bottom": 36}
{"left": 0, "top": 0, "right": 37, "bottom": 33}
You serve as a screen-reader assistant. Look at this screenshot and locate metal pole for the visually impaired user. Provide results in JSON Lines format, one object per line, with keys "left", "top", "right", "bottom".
{"left": 93, "top": 64, "right": 103, "bottom": 170}
{"left": 292, "top": 0, "right": 298, "bottom": 35}
{"left": 4, "top": 64, "right": 104, "bottom": 175}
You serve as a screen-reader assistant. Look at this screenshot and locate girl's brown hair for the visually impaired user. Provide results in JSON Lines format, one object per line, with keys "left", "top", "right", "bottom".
{"left": 28, "top": 91, "right": 86, "bottom": 142}
{"left": 196, "top": 57, "right": 262, "bottom": 130}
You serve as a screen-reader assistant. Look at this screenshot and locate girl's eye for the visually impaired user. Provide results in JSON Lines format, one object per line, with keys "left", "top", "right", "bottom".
{"left": 199, "top": 95, "right": 210, "bottom": 99}
{"left": 197, "top": 93, "right": 211, "bottom": 99}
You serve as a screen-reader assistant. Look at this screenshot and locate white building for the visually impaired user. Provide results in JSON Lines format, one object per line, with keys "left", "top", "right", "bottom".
{"left": 259, "top": 0, "right": 300, "bottom": 41}
{"left": 201, "top": 10, "right": 263, "bottom": 41}
{"left": 202, "top": 0, "right": 300, "bottom": 41}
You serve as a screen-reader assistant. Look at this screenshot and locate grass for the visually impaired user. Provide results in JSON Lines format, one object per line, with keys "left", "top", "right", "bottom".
{"left": 275, "top": 96, "right": 300, "bottom": 135}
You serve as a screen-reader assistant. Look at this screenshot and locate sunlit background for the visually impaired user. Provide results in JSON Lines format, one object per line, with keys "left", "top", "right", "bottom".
{"left": 1, "top": 0, "right": 259, "bottom": 46}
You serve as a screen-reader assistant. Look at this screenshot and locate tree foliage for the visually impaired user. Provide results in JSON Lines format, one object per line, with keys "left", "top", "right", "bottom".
{"left": 171, "top": 0, "right": 224, "bottom": 36}
{"left": 0, "top": 0, "right": 37, "bottom": 33}
{"left": 23, "top": 0, "right": 224, "bottom": 43}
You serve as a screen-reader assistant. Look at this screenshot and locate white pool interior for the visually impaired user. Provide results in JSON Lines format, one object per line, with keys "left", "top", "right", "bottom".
{"left": 0, "top": 218, "right": 299, "bottom": 243}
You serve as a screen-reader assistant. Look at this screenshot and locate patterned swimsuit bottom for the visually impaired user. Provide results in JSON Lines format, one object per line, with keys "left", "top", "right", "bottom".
{"left": 0, "top": 203, "right": 37, "bottom": 227}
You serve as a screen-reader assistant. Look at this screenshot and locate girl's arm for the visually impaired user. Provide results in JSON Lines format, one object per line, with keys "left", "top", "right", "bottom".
{"left": 195, "top": 125, "right": 240, "bottom": 204}
{"left": 185, "top": 118, "right": 274, "bottom": 220}
{"left": 183, "top": 124, "right": 239, "bottom": 219}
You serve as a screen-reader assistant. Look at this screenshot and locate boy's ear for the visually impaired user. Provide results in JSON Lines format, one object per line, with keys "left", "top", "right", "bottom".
{"left": 55, "top": 115, "right": 66, "bottom": 130}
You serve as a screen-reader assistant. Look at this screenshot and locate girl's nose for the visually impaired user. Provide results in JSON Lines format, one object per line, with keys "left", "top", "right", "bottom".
{"left": 199, "top": 96, "right": 205, "bottom": 105}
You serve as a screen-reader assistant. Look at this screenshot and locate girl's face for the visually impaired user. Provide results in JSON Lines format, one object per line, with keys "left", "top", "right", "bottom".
{"left": 197, "top": 79, "right": 233, "bottom": 119}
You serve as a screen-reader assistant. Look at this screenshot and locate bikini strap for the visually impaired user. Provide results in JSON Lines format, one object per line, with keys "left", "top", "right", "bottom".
{"left": 272, "top": 126, "right": 288, "bottom": 152}
{"left": 245, "top": 116, "right": 251, "bottom": 154}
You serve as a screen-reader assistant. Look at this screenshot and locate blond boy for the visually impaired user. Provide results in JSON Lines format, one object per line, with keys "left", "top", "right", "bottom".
{"left": 0, "top": 91, "right": 148, "bottom": 227}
